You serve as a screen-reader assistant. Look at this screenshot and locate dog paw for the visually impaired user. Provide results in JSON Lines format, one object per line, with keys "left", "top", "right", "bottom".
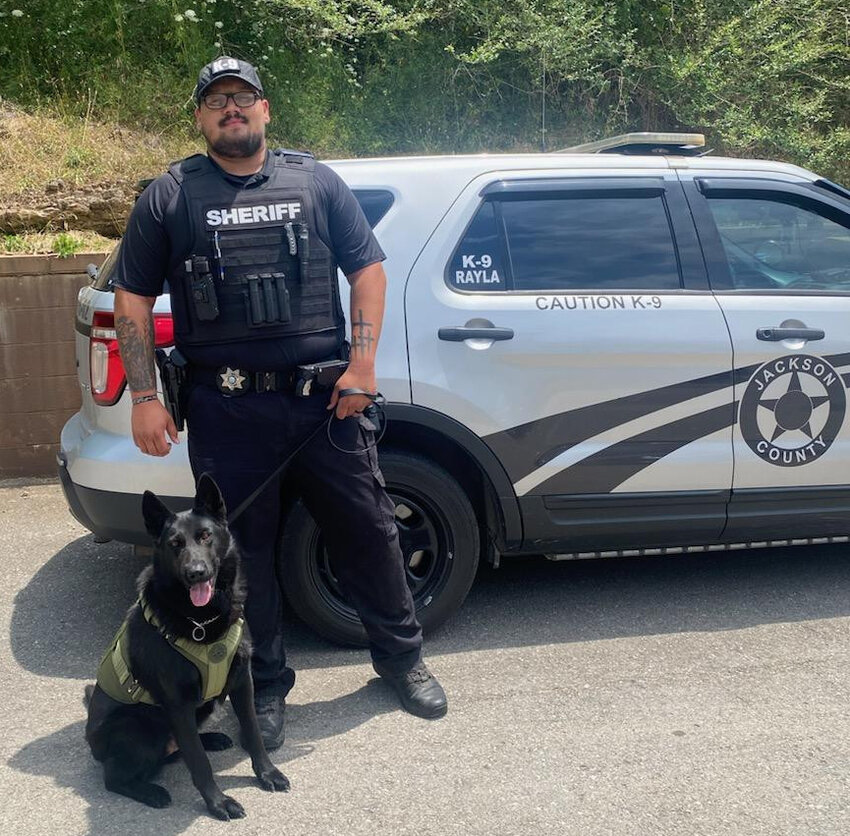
{"left": 200, "top": 732, "right": 233, "bottom": 751}
{"left": 207, "top": 795, "right": 246, "bottom": 820}
{"left": 140, "top": 784, "right": 172, "bottom": 808}
{"left": 256, "top": 766, "right": 290, "bottom": 792}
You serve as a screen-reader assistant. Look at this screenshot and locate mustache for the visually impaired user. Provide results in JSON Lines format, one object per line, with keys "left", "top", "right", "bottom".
{"left": 218, "top": 113, "right": 248, "bottom": 127}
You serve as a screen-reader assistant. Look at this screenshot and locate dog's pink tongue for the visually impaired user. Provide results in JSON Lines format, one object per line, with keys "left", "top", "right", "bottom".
{"left": 190, "top": 581, "right": 213, "bottom": 607}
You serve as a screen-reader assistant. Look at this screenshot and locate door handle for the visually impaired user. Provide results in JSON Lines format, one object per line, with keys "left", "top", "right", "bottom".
{"left": 438, "top": 326, "right": 515, "bottom": 342}
{"left": 756, "top": 327, "right": 825, "bottom": 342}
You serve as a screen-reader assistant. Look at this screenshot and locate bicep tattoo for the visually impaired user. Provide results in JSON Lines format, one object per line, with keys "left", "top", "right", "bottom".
{"left": 115, "top": 315, "right": 157, "bottom": 392}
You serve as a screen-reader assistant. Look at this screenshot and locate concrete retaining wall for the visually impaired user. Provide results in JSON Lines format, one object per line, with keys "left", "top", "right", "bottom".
{"left": 0, "top": 254, "right": 107, "bottom": 478}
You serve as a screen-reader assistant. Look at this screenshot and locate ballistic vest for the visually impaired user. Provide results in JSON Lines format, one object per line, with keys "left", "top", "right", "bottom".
{"left": 95, "top": 598, "right": 244, "bottom": 706}
{"left": 167, "top": 150, "right": 344, "bottom": 348}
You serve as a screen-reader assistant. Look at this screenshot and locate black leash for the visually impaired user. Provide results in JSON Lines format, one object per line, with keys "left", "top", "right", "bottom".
{"left": 227, "top": 392, "right": 386, "bottom": 525}
{"left": 325, "top": 390, "right": 387, "bottom": 454}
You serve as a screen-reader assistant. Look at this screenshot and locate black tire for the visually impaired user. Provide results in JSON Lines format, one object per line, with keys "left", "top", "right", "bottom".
{"left": 277, "top": 450, "right": 480, "bottom": 646}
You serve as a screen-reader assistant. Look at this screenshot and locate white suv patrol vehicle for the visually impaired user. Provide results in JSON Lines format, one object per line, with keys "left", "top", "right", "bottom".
{"left": 60, "top": 133, "right": 850, "bottom": 645}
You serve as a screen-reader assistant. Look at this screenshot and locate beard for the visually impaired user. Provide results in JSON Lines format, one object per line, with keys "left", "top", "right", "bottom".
{"left": 206, "top": 127, "right": 264, "bottom": 159}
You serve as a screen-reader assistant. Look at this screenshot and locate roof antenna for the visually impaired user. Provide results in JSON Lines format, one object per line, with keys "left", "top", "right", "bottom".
{"left": 541, "top": 51, "right": 547, "bottom": 153}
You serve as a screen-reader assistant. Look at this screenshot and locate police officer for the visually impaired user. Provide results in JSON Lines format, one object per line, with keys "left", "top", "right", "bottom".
{"left": 112, "top": 56, "right": 447, "bottom": 750}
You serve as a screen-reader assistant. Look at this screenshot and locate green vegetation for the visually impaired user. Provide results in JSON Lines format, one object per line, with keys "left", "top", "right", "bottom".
{"left": 0, "top": 1, "right": 847, "bottom": 180}
{"left": 51, "top": 232, "right": 84, "bottom": 257}
{"left": 0, "top": 106, "right": 198, "bottom": 196}
{"left": 1, "top": 231, "right": 115, "bottom": 255}
{"left": 2, "top": 233, "right": 28, "bottom": 252}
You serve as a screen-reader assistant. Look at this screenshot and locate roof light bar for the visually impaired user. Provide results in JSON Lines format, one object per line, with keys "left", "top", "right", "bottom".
{"left": 558, "top": 132, "right": 706, "bottom": 156}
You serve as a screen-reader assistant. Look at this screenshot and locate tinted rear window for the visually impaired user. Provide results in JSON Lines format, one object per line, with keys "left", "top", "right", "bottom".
{"left": 448, "top": 193, "right": 682, "bottom": 292}
{"left": 353, "top": 189, "right": 394, "bottom": 228}
{"left": 501, "top": 196, "right": 681, "bottom": 292}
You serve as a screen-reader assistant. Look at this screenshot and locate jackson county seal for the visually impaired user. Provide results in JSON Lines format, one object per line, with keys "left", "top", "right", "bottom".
{"left": 739, "top": 354, "right": 846, "bottom": 467}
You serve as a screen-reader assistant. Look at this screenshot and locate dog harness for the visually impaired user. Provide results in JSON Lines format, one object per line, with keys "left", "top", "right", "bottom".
{"left": 95, "top": 597, "right": 244, "bottom": 705}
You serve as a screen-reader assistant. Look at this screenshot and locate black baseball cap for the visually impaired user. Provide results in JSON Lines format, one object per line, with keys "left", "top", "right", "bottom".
{"left": 194, "top": 56, "right": 264, "bottom": 102}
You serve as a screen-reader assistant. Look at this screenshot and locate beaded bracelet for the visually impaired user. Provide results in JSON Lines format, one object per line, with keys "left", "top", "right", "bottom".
{"left": 131, "top": 394, "right": 159, "bottom": 406}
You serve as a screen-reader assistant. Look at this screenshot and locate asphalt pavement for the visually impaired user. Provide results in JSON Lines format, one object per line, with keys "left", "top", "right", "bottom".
{"left": 2, "top": 479, "right": 850, "bottom": 835}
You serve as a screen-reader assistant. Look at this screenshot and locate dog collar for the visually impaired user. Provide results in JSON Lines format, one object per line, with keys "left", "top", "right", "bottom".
{"left": 140, "top": 594, "right": 222, "bottom": 642}
{"left": 186, "top": 614, "right": 220, "bottom": 642}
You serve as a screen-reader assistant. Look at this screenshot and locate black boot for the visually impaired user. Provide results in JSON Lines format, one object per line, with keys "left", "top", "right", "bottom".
{"left": 379, "top": 661, "right": 447, "bottom": 719}
{"left": 248, "top": 692, "right": 286, "bottom": 751}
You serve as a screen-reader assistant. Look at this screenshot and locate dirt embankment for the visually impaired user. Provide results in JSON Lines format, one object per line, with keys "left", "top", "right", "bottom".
{"left": 0, "top": 101, "right": 198, "bottom": 243}
{"left": 0, "top": 179, "right": 135, "bottom": 237}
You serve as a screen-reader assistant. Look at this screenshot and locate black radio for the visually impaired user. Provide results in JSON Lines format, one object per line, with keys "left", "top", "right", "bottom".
{"left": 294, "top": 359, "right": 348, "bottom": 397}
{"left": 186, "top": 256, "right": 219, "bottom": 321}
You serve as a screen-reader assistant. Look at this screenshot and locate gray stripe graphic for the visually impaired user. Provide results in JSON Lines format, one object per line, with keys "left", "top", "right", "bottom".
{"left": 483, "top": 351, "right": 850, "bottom": 490}
{"left": 532, "top": 403, "right": 736, "bottom": 495}
{"left": 484, "top": 367, "right": 749, "bottom": 482}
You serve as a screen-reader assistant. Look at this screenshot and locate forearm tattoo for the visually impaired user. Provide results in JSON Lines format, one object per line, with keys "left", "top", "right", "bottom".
{"left": 351, "top": 308, "right": 376, "bottom": 358}
{"left": 115, "top": 315, "right": 157, "bottom": 392}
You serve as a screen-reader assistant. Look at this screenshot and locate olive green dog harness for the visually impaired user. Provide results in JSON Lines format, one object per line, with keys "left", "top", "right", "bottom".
{"left": 96, "top": 597, "right": 244, "bottom": 705}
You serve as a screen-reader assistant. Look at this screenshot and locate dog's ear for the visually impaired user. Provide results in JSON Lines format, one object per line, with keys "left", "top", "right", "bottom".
{"left": 195, "top": 473, "right": 227, "bottom": 522}
{"left": 142, "top": 490, "right": 173, "bottom": 539}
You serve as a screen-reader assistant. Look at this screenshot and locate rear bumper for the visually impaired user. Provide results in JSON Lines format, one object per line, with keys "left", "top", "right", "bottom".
{"left": 58, "top": 410, "right": 193, "bottom": 544}
{"left": 57, "top": 452, "right": 191, "bottom": 545}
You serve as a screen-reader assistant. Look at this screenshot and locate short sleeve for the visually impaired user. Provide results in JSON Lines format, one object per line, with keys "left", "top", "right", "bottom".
{"left": 113, "top": 175, "right": 179, "bottom": 297}
{"left": 315, "top": 163, "right": 386, "bottom": 276}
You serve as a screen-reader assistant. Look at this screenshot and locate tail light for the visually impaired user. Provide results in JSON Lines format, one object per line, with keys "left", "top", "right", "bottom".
{"left": 90, "top": 311, "right": 175, "bottom": 406}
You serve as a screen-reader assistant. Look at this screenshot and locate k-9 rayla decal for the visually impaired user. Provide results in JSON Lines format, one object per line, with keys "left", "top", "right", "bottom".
{"left": 454, "top": 254, "right": 502, "bottom": 285}
{"left": 535, "top": 294, "right": 663, "bottom": 310}
{"left": 205, "top": 202, "right": 302, "bottom": 227}
{"left": 740, "top": 354, "right": 846, "bottom": 467}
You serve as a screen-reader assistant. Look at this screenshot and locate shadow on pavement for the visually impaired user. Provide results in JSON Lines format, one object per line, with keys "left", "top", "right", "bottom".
{"left": 10, "top": 534, "right": 850, "bottom": 683}
{"left": 447, "top": 543, "right": 850, "bottom": 651}
{"left": 8, "top": 533, "right": 850, "bottom": 832}
{"left": 8, "top": 682, "right": 393, "bottom": 836}
{"left": 7, "top": 534, "right": 368, "bottom": 681}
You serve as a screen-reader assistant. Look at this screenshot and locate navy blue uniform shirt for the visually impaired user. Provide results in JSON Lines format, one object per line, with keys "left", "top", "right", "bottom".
{"left": 113, "top": 150, "right": 385, "bottom": 369}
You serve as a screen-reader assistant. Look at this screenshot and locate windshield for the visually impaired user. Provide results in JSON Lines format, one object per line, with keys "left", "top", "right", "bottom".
{"left": 90, "top": 244, "right": 120, "bottom": 291}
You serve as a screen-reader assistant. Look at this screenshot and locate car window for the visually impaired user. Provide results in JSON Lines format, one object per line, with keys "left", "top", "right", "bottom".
{"left": 447, "top": 194, "right": 681, "bottom": 292}
{"left": 446, "top": 202, "right": 507, "bottom": 291}
{"left": 352, "top": 189, "right": 394, "bottom": 228}
{"left": 502, "top": 196, "right": 681, "bottom": 292}
{"left": 707, "top": 197, "right": 850, "bottom": 291}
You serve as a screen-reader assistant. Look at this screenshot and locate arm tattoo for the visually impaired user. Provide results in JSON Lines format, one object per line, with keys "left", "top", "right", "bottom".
{"left": 351, "top": 309, "right": 376, "bottom": 357}
{"left": 115, "top": 315, "right": 157, "bottom": 392}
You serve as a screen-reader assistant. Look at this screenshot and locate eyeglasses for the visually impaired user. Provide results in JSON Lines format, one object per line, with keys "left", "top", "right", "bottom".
{"left": 201, "top": 91, "right": 261, "bottom": 110}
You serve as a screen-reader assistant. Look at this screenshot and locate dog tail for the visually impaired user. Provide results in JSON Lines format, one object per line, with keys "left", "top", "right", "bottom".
{"left": 83, "top": 684, "right": 95, "bottom": 708}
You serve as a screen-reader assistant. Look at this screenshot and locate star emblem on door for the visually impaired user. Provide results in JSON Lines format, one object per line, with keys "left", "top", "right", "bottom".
{"left": 757, "top": 370, "right": 830, "bottom": 442}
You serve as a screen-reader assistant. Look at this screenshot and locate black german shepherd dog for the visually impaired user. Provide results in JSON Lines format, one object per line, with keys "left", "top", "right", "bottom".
{"left": 85, "top": 474, "right": 289, "bottom": 820}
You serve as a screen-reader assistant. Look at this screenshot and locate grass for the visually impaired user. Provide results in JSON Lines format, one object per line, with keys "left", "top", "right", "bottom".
{"left": 1, "top": 231, "right": 115, "bottom": 255}
{"left": 0, "top": 99, "right": 201, "bottom": 196}
{"left": 0, "top": 100, "right": 200, "bottom": 253}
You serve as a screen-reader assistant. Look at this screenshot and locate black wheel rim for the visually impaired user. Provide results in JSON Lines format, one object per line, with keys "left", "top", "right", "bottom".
{"left": 305, "top": 486, "right": 455, "bottom": 625}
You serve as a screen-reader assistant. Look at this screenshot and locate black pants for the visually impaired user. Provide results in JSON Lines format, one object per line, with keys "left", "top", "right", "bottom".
{"left": 186, "top": 383, "right": 422, "bottom": 697}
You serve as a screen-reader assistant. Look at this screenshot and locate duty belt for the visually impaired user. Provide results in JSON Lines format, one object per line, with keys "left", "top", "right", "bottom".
{"left": 191, "top": 366, "right": 297, "bottom": 396}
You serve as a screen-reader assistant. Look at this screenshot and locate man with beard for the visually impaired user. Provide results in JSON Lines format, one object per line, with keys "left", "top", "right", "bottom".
{"left": 111, "top": 57, "right": 448, "bottom": 752}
